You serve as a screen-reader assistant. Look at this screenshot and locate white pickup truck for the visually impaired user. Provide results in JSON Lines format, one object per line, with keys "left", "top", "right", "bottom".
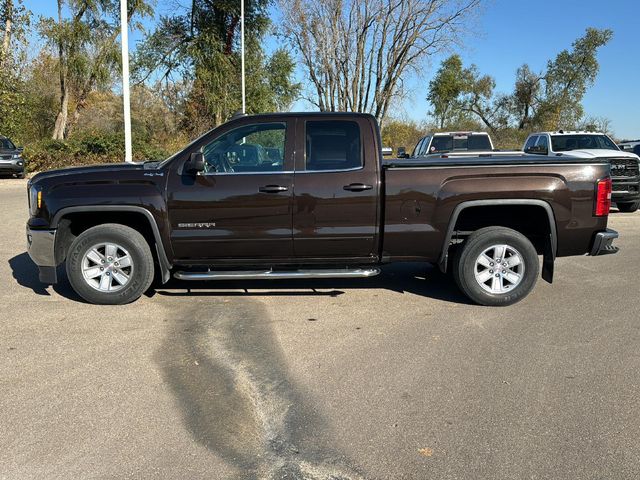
{"left": 407, "top": 132, "right": 520, "bottom": 159}
{"left": 523, "top": 131, "right": 640, "bottom": 212}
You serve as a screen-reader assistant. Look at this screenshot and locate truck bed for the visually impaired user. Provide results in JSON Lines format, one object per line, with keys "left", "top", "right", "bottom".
{"left": 381, "top": 157, "right": 611, "bottom": 262}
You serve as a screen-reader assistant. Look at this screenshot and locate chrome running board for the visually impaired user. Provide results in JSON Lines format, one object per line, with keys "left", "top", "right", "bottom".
{"left": 173, "top": 267, "right": 380, "bottom": 281}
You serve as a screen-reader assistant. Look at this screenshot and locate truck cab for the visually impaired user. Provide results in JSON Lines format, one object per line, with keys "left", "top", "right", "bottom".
{"left": 523, "top": 131, "right": 640, "bottom": 212}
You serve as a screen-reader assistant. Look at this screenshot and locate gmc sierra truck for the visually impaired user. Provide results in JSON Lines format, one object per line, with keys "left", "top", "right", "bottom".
{"left": 26, "top": 113, "right": 618, "bottom": 306}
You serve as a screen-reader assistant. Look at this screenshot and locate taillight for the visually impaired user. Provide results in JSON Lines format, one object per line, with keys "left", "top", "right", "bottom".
{"left": 594, "top": 178, "right": 612, "bottom": 216}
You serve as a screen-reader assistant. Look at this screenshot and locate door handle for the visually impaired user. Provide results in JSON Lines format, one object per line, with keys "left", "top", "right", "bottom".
{"left": 343, "top": 183, "right": 373, "bottom": 192}
{"left": 259, "top": 185, "right": 289, "bottom": 193}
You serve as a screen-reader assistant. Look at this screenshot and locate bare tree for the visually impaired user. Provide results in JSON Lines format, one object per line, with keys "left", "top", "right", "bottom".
{"left": 279, "top": 0, "right": 481, "bottom": 124}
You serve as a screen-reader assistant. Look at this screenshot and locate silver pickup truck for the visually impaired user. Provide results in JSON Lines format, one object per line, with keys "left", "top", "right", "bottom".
{"left": 405, "top": 132, "right": 521, "bottom": 159}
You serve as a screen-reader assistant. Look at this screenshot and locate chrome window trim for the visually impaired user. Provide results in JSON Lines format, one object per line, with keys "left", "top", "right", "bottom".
{"left": 197, "top": 170, "right": 294, "bottom": 176}
{"left": 296, "top": 165, "right": 365, "bottom": 174}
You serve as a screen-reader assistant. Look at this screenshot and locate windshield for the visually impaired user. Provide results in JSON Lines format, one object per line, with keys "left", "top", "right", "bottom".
{"left": 551, "top": 134, "right": 619, "bottom": 152}
{"left": 0, "top": 138, "right": 16, "bottom": 150}
{"left": 429, "top": 135, "right": 492, "bottom": 153}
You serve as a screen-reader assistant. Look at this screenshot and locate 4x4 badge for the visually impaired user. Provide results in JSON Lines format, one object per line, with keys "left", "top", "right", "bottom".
{"left": 178, "top": 222, "right": 216, "bottom": 228}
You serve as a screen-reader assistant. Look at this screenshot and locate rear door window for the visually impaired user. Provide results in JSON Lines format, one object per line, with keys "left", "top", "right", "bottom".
{"left": 535, "top": 135, "right": 549, "bottom": 151}
{"left": 305, "top": 121, "right": 362, "bottom": 171}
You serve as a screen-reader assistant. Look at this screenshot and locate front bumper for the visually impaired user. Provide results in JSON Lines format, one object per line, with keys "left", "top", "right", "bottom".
{"left": 0, "top": 159, "right": 25, "bottom": 174}
{"left": 589, "top": 229, "right": 619, "bottom": 256}
{"left": 611, "top": 178, "right": 640, "bottom": 203}
{"left": 26, "top": 226, "right": 58, "bottom": 283}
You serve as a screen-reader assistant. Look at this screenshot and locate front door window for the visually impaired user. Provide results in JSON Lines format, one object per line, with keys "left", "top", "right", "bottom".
{"left": 202, "top": 123, "right": 286, "bottom": 174}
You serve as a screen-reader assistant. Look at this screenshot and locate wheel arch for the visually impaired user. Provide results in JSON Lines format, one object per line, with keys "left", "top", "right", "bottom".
{"left": 51, "top": 206, "right": 172, "bottom": 283}
{"left": 438, "top": 199, "right": 557, "bottom": 283}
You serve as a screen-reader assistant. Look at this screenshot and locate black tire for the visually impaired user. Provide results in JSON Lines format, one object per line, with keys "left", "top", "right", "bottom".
{"left": 452, "top": 227, "right": 539, "bottom": 306}
{"left": 616, "top": 201, "right": 639, "bottom": 213}
{"left": 15, "top": 172, "right": 25, "bottom": 179}
{"left": 66, "top": 224, "right": 154, "bottom": 305}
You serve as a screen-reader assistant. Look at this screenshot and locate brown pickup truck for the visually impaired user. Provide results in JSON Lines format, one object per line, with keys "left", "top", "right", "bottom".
{"left": 26, "top": 112, "right": 618, "bottom": 306}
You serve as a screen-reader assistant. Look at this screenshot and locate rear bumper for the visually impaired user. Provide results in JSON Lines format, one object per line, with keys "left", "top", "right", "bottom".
{"left": 589, "top": 229, "right": 619, "bottom": 256}
{"left": 26, "top": 226, "right": 58, "bottom": 283}
{"left": 611, "top": 178, "right": 640, "bottom": 203}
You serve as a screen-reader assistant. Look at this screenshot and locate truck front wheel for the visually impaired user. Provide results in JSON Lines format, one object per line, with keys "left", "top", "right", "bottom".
{"left": 453, "top": 227, "right": 539, "bottom": 306}
{"left": 66, "top": 224, "right": 155, "bottom": 305}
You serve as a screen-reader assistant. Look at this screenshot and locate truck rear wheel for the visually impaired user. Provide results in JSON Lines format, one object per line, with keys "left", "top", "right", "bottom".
{"left": 616, "top": 201, "right": 639, "bottom": 213}
{"left": 453, "top": 227, "right": 539, "bottom": 306}
{"left": 66, "top": 224, "right": 154, "bottom": 305}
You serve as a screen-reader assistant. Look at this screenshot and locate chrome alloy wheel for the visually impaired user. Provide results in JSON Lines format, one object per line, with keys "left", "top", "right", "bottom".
{"left": 473, "top": 244, "right": 525, "bottom": 294}
{"left": 81, "top": 243, "right": 133, "bottom": 292}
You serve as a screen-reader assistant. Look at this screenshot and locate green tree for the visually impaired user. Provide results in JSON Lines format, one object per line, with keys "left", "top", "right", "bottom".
{"left": 539, "top": 28, "right": 613, "bottom": 129}
{"left": 39, "top": 0, "right": 152, "bottom": 140}
{"left": 512, "top": 64, "right": 541, "bottom": 130}
{"left": 458, "top": 66, "right": 511, "bottom": 134}
{"left": 134, "top": 0, "right": 300, "bottom": 133}
{"left": 427, "top": 28, "right": 613, "bottom": 134}
{"left": 381, "top": 119, "right": 425, "bottom": 153}
{"left": 427, "top": 55, "right": 470, "bottom": 129}
{"left": 0, "top": 0, "right": 31, "bottom": 142}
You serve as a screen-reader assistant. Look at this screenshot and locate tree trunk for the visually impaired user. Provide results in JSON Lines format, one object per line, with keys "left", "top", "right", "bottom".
{"left": 1, "top": 0, "right": 12, "bottom": 67}
{"left": 52, "top": 0, "right": 68, "bottom": 140}
{"left": 52, "top": 84, "right": 69, "bottom": 140}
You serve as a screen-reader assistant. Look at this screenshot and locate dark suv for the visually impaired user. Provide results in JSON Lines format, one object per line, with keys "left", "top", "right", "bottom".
{"left": 0, "top": 136, "right": 25, "bottom": 178}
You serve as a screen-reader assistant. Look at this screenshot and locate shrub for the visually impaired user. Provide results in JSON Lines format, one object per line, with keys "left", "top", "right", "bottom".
{"left": 23, "top": 132, "right": 173, "bottom": 173}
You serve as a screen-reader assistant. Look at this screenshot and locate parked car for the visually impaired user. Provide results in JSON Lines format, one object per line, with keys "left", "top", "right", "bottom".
{"left": 27, "top": 113, "right": 618, "bottom": 306}
{"left": 618, "top": 140, "right": 640, "bottom": 157}
{"left": 407, "top": 132, "right": 520, "bottom": 159}
{"left": 524, "top": 131, "right": 640, "bottom": 212}
{"left": 0, "top": 135, "right": 25, "bottom": 179}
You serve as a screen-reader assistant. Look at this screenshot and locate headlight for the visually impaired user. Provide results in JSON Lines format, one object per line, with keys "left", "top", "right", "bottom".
{"left": 12, "top": 154, "right": 20, "bottom": 159}
{"left": 29, "top": 186, "right": 40, "bottom": 215}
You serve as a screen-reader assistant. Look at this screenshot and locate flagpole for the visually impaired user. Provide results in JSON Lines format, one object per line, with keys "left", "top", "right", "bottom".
{"left": 241, "top": 0, "right": 246, "bottom": 114}
{"left": 120, "top": 0, "right": 133, "bottom": 162}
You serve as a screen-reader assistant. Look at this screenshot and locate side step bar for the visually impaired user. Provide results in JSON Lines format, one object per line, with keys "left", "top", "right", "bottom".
{"left": 173, "top": 268, "right": 380, "bottom": 281}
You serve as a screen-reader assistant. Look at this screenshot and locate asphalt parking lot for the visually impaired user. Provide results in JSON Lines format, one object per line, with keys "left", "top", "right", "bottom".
{"left": 1, "top": 177, "right": 639, "bottom": 480}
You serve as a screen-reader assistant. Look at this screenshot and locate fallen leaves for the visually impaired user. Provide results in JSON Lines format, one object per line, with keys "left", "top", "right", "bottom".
{"left": 418, "top": 447, "right": 433, "bottom": 457}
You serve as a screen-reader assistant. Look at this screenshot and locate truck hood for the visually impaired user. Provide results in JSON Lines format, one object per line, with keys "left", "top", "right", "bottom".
{"left": 557, "top": 149, "right": 640, "bottom": 160}
{"left": 30, "top": 161, "right": 161, "bottom": 184}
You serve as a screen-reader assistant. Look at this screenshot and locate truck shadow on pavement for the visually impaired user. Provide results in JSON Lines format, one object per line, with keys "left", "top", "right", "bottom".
{"left": 155, "top": 263, "right": 472, "bottom": 306}
{"left": 8, "top": 252, "right": 85, "bottom": 302}
{"left": 155, "top": 297, "right": 367, "bottom": 480}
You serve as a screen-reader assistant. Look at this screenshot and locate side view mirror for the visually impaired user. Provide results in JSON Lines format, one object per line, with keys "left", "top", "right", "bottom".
{"left": 397, "top": 146, "right": 409, "bottom": 158}
{"left": 17, "top": 146, "right": 24, "bottom": 153}
{"left": 185, "top": 152, "right": 205, "bottom": 174}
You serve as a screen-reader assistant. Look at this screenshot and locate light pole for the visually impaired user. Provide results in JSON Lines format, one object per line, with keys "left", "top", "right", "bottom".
{"left": 241, "top": 0, "right": 246, "bottom": 114}
{"left": 120, "top": 0, "right": 133, "bottom": 162}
